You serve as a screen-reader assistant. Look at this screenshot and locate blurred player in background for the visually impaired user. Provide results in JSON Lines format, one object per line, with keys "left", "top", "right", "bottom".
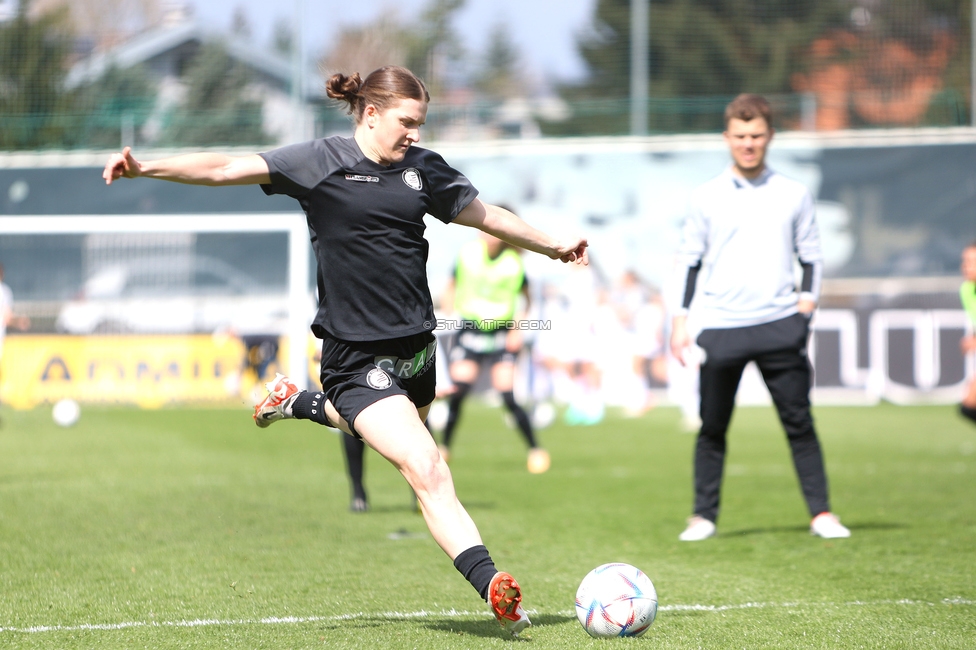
{"left": 959, "top": 241, "right": 976, "bottom": 425}
{"left": 241, "top": 334, "right": 280, "bottom": 385}
{"left": 535, "top": 262, "right": 605, "bottom": 425}
{"left": 436, "top": 229, "right": 550, "bottom": 474}
{"left": 102, "top": 65, "right": 587, "bottom": 638}
{"left": 302, "top": 263, "right": 372, "bottom": 513}
{"left": 606, "top": 270, "right": 666, "bottom": 416}
{"left": 669, "top": 94, "right": 850, "bottom": 542}
{"left": 0, "top": 262, "right": 30, "bottom": 422}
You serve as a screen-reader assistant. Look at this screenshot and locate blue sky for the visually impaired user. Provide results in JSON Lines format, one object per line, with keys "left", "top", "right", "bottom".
{"left": 186, "top": 0, "right": 599, "bottom": 83}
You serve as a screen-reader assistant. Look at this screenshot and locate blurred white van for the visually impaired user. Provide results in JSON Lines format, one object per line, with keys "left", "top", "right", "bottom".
{"left": 56, "top": 256, "right": 290, "bottom": 335}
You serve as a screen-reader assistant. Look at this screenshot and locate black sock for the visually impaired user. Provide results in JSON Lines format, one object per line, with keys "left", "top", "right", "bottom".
{"left": 453, "top": 544, "right": 498, "bottom": 600}
{"left": 342, "top": 433, "right": 367, "bottom": 500}
{"left": 961, "top": 404, "right": 976, "bottom": 424}
{"left": 291, "top": 390, "right": 333, "bottom": 426}
{"left": 442, "top": 382, "right": 472, "bottom": 448}
{"left": 501, "top": 391, "right": 538, "bottom": 448}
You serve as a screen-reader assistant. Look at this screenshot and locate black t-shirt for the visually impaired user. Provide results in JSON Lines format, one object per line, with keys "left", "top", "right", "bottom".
{"left": 259, "top": 136, "right": 478, "bottom": 342}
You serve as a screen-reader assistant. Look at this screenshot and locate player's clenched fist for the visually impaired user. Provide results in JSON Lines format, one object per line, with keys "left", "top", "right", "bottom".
{"left": 102, "top": 146, "right": 141, "bottom": 184}
{"left": 555, "top": 238, "right": 589, "bottom": 265}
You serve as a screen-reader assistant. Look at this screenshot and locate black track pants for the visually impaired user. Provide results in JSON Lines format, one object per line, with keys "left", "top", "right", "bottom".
{"left": 693, "top": 313, "right": 830, "bottom": 523}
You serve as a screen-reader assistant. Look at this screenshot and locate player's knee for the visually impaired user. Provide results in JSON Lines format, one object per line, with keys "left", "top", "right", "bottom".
{"left": 404, "top": 446, "right": 449, "bottom": 490}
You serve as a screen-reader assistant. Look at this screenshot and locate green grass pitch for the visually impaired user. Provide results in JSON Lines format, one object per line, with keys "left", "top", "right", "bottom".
{"left": 0, "top": 400, "right": 974, "bottom": 648}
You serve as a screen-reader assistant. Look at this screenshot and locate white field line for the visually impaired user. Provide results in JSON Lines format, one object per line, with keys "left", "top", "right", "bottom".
{"left": 2, "top": 599, "right": 973, "bottom": 634}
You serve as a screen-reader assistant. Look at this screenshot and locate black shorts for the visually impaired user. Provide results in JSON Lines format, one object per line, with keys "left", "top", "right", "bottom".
{"left": 449, "top": 329, "right": 517, "bottom": 366}
{"left": 319, "top": 331, "right": 437, "bottom": 434}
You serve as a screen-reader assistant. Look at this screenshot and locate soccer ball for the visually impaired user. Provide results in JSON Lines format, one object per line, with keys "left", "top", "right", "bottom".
{"left": 575, "top": 563, "right": 658, "bottom": 638}
{"left": 52, "top": 399, "right": 81, "bottom": 427}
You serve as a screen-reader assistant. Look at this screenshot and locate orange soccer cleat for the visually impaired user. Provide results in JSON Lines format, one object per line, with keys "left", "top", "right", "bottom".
{"left": 488, "top": 571, "right": 531, "bottom": 637}
{"left": 253, "top": 373, "right": 299, "bottom": 428}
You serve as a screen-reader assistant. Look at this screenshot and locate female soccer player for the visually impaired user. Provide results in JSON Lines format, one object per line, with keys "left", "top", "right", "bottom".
{"left": 102, "top": 65, "right": 588, "bottom": 637}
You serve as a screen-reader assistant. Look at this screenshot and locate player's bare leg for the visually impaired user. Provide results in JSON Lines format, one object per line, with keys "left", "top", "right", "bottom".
{"left": 450, "top": 359, "right": 479, "bottom": 384}
{"left": 335, "top": 395, "right": 530, "bottom": 635}
{"left": 263, "top": 383, "right": 481, "bottom": 551}
{"left": 490, "top": 360, "right": 515, "bottom": 391}
{"left": 343, "top": 395, "right": 482, "bottom": 556}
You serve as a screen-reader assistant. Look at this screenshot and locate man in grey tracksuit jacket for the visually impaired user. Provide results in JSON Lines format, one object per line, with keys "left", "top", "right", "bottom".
{"left": 670, "top": 94, "right": 850, "bottom": 541}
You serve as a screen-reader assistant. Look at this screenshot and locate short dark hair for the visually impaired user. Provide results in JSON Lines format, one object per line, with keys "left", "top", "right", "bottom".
{"left": 326, "top": 66, "right": 429, "bottom": 122}
{"left": 724, "top": 94, "right": 773, "bottom": 128}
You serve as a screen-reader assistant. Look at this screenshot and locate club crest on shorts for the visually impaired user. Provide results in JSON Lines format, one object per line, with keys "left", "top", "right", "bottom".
{"left": 366, "top": 367, "right": 392, "bottom": 390}
{"left": 401, "top": 168, "right": 423, "bottom": 191}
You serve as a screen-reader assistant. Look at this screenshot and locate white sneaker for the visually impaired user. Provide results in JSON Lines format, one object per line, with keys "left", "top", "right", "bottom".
{"left": 252, "top": 373, "right": 299, "bottom": 428}
{"left": 810, "top": 512, "right": 851, "bottom": 539}
{"left": 678, "top": 515, "right": 716, "bottom": 541}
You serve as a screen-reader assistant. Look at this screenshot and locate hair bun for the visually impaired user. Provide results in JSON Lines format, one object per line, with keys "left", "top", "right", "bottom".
{"left": 325, "top": 66, "right": 428, "bottom": 121}
{"left": 326, "top": 72, "right": 363, "bottom": 101}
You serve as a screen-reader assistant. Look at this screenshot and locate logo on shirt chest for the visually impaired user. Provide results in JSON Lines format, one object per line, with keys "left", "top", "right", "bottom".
{"left": 345, "top": 174, "right": 379, "bottom": 183}
{"left": 401, "top": 168, "right": 423, "bottom": 191}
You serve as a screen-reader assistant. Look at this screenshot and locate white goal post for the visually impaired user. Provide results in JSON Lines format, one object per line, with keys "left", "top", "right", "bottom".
{"left": 0, "top": 213, "right": 312, "bottom": 391}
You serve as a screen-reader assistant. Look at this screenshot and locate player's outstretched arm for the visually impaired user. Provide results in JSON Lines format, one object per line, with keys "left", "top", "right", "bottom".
{"left": 103, "top": 146, "right": 271, "bottom": 186}
{"left": 454, "top": 199, "right": 588, "bottom": 265}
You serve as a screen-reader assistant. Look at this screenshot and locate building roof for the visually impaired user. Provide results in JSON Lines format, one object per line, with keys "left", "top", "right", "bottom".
{"left": 65, "top": 20, "right": 322, "bottom": 99}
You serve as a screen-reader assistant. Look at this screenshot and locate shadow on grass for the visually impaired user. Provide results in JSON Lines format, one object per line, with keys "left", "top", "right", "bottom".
{"left": 722, "top": 521, "right": 906, "bottom": 537}
{"left": 722, "top": 524, "right": 811, "bottom": 536}
{"left": 314, "top": 612, "right": 575, "bottom": 641}
{"left": 424, "top": 613, "right": 577, "bottom": 640}
{"left": 362, "top": 501, "right": 498, "bottom": 515}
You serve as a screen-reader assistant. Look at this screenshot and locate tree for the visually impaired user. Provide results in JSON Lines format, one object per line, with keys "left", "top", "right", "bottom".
{"left": 548, "top": 0, "right": 847, "bottom": 135}
{"left": 231, "top": 5, "right": 252, "bottom": 40}
{"left": 73, "top": 64, "right": 156, "bottom": 149}
{"left": 473, "top": 20, "right": 523, "bottom": 100}
{"left": 549, "top": 0, "right": 969, "bottom": 136}
{"left": 402, "top": 0, "right": 466, "bottom": 94}
{"left": 319, "top": 15, "right": 409, "bottom": 78}
{"left": 791, "top": 0, "right": 967, "bottom": 129}
{"left": 318, "top": 0, "right": 466, "bottom": 120}
{"left": 272, "top": 17, "right": 293, "bottom": 57}
{"left": 160, "top": 41, "right": 269, "bottom": 146}
{"left": 29, "top": 0, "right": 164, "bottom": 48}
{"left": 0, "top": 0, "right": 76, "bottom": 149}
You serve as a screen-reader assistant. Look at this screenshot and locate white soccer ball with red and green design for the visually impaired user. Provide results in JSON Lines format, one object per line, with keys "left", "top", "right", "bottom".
{"left": 575, "top": 562, "right": 657, "bottom": 638}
